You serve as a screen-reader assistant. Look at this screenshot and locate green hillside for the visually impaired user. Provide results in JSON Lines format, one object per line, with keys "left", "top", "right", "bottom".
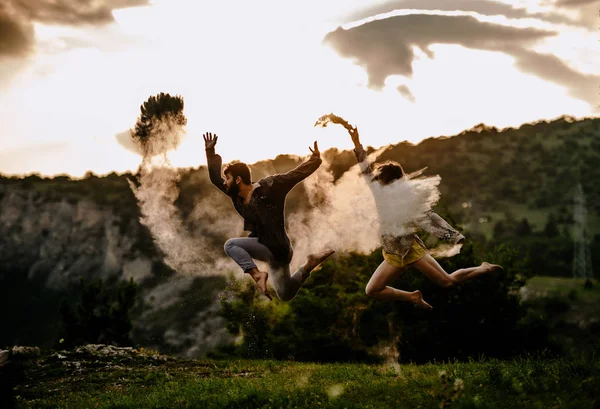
{"left": 3, "top": 115, "right": 599, "bottom": 237}
{"left": 1, "top": 115, "right": 598, "bottom": 354}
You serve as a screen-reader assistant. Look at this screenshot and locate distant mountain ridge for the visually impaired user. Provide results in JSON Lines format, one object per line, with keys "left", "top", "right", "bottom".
{"left": 1, "top": 114, "right": 598, "bottom": 353}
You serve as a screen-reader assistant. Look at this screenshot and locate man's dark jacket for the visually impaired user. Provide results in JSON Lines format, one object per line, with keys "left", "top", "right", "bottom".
{"left": 206, "top": 147, "right": 322, "bottom": 264}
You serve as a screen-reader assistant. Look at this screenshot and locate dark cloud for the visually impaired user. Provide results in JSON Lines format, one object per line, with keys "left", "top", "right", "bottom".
{"left": 553, "top": 0, "right": 600, "bottom": 29}
{"left": 0, "top": 8, "right": 33, "bottom": 57}
{"left": 555, "top": 0, "right": 599, "bottom": 6}
{"left": 324, "top": 14, "right": 555, "bottom": 88}
{"left": 344, "top": 0, "right": 578, "bottom": 27}
{"left": 11, "top": 0, "right": 149, "bottom": 26}
{"left": 12, "top": 1, "right": 113, "bottom": 25}
{"left": 0, "top": 0, "right": 149, "bottom": 57}
{"left": 323, "top": 13, "right": 599, "bottom": 108}
{"left": 397, "top": 85, "right": 416, "bottom": 102}
{"left": 347, "top": 0, "right": 520, "bottom": 20}
{"left": 502, "top": 46, "right": 599, "bottom": 108}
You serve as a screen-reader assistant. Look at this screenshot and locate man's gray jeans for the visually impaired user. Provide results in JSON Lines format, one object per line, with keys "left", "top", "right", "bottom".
{"left": 224, "top": 237, "right": 308, "bottom": 301}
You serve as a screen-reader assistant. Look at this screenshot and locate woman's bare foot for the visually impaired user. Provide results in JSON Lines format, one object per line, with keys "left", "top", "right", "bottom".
{"left": 481, "top": 262, "right": 503, "bottom": 273}
{"left": 410, "top": 290, "right": 433, "bottom": 310}
{"left": 248, "top": 268, "right": 272, "bottom": 300}
{"left": 303, "top": 249, "right": 335, "bottom": 273}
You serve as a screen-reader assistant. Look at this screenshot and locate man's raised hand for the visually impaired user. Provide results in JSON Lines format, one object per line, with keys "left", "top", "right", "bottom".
{"left": 308, "top": 141, "right": 320, "bottom": 157}
{"left": 203, "top": 132, "right": 218, "bottom": 149}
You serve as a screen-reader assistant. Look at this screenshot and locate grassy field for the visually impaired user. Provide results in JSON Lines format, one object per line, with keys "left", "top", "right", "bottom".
{"left": 9, "top": 276, "right": 599, "bottom": 409}
{"left": 13, "top": 346, "right": 600, "bottom": 409}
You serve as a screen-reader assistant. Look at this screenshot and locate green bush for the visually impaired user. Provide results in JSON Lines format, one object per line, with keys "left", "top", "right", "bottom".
{"left": 219, "top": 241, "right": 537, "bottom": 363}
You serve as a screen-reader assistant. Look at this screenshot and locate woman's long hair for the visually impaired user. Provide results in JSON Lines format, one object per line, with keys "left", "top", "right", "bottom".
{"left": 372, "top": 161, "right": 405, "bottom": 185}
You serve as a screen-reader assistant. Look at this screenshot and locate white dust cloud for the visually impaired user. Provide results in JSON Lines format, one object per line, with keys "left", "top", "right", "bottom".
{"left": 288, "top": 146, "right": 458, "bottom": 266}
{"left": 129, "top": 120, "right": 239, "bottom": 277}
{"left": 429, "top": 243, "right": 463, "bottom": 258}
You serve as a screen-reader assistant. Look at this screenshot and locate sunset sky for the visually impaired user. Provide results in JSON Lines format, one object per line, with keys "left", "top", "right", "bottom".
{"left": 0, "top": 0, "right": 598, "bottom": 177}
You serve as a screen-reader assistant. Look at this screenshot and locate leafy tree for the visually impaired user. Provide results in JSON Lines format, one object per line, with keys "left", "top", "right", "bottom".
{"left": 132, "top": 92, "right": 187, "bottom": 157}
{"left": 493, "top": 220, "right": 507, "bottom": 238}
{"left": 561, "top": 226, "right": 570, "bottom": 239}
{"left": 544, "top": 213, "right": 560, "bottom": 238}
{"left": 515, "top": 218, "right": 532, "bottom": 236}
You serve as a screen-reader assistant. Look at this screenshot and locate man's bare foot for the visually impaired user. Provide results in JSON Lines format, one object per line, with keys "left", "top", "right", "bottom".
{"left": 481, "top": 262, "right": 503, "bottom": 273}
{"left": 303, "top": 249, "right": 335, "bottom": 273}
{"left": 248, "top": 268, "right": 272, "bottom": 300}
{"left": 410, "top": 290, "right": 433, "bottom": 310}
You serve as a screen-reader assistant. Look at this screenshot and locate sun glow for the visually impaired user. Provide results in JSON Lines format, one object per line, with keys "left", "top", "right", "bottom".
{"left": 0, "top": 0, "right": 596, "bottom": 177}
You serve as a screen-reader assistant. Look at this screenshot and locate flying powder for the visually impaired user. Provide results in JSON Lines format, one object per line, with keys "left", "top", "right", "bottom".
{"left": 287, "top": 149, "right": 444, "bottom": 261}
{"left": 287, "top": 113, "right": 462, "bottom": 265}
{"left": 128, "top": 109, "right": 239, "bottom": 277}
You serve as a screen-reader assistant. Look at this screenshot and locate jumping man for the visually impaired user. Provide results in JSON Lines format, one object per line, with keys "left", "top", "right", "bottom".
{"left": 204, "top": 132, "right": 335, "bottom": 301}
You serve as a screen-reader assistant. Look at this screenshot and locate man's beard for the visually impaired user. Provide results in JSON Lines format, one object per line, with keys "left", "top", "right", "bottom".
{"left": 226, "top": 182, "right": 240, "bottom": 198}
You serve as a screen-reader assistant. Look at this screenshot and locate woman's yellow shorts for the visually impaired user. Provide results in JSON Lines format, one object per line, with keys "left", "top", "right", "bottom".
{"left": 382, "top": 240, "right": 428, "bottom": 268}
